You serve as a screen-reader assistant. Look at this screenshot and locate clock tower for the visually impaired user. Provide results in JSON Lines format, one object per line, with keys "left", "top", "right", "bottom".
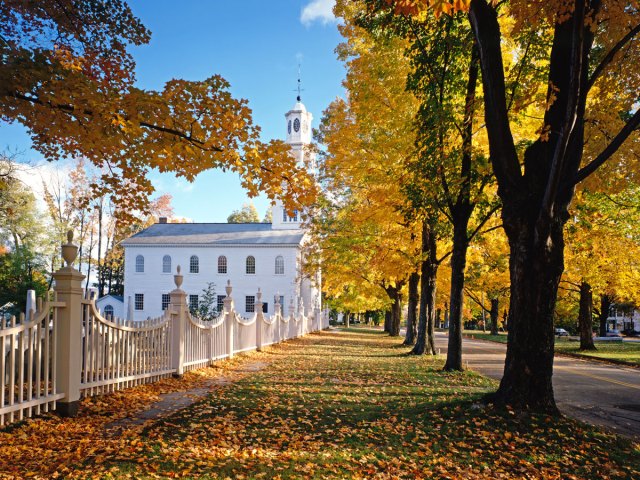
{"left": 271, "top": 94, "right": 315, "bottom": 230}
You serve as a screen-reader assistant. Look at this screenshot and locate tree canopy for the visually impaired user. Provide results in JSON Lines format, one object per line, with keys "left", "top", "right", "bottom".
{"left": 1, "top": 1, "right": 317, "bottom": 221}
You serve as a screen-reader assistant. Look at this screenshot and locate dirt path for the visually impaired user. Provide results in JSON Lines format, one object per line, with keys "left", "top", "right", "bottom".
{"left": 105, "top": 360, "right": 270, "bottom": 437}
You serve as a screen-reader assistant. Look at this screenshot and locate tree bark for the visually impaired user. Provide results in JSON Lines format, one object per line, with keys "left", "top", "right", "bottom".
{"left": 384, "top": 284, "right": 403, "bottom": 337}
{"left": 383, "top": 310, "right": 390, "bottom": 332}
{"left": 490, "top": 297, "right": 499, "bottom": 335}
{"left": 598, "top": 293, "right": 612, "bottom": 337}
{"left": 412, "top": 221, "right": 437, "bottom": 355}
{"left": 490, "top": 215, "right": 565, "bottom": 412}
{"left": 578, "top": 281, "right": 596, "bottom": 350}
{"left": 444, "top": 221, "right": 470, "bottom": 370}
{"left": 404, "top": 272, "right": 419, "bottom": 345}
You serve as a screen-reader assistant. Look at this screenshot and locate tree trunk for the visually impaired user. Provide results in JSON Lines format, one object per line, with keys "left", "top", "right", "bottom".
{"left": 490, "top": 297, "right": 499, "bottom": 335}
{"left": 390, "top": 290, "right": 402, "bottom": 337}
{"left": 412, "top": 221, "right": 437, "bottom": 355}
{"left": 444, "top": 221, "right": 470, "bottom": 371}
{"left": 345, "top": 311, "right": 350, "bottom": 329}
{"left": 444, "top": 302, "right": 449, "bottom": 328}
{"left": 490, "top": 213, "right": 565, "bottom": 413}
{"left": 383, "top": 310, "right": 390, "bottom": 332}
{"left": 404, "top": 272, "right": 419, "bottom": 345}
{"left": 96, "top": 204, "right": 104, "bottom": 297}
{"left": 579, "top": 281, "right": 596, "bottom": 350}
{"left": 85, "top": 224, "right": 93, "bottom": 292}
{"left": 598, "top": 293, "right": 612, "bottom": 337}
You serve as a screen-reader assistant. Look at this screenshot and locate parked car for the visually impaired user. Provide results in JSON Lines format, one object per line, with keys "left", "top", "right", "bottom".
{"left": 555, "top": 328, "right": 569, "bottom": 337}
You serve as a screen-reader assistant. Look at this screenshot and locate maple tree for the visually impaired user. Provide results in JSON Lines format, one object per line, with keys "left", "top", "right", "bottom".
{"left": 0, "top": 1, "right": 316, "bottom": 220}
{"left": 563, "top": 187, "right": 640, "bottom": 347}
{"left": 383, "top": 0, "right": 640, "bottom": 411}
{"left": 308, "top": 1, "right": 422, "bottom": 337}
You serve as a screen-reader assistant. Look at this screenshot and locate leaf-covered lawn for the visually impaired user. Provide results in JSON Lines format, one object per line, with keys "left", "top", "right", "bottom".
{"left": 464, "top": 330, "right": 640, "bottom": 366}
{"left": 0, "top": 328, "right": 638, "bottom": 479}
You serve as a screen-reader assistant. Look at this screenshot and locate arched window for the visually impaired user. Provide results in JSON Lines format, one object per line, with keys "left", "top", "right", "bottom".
{"left": 162, "top": 255, "right": 171, "bottom": 273}
{"left": 246, "top": 255, "right": 256, "bottom": 275}
{"left": 218, "top": 255, "right": 227, "bottom": 274}
{"left": 190, "top": 255, "right": 199, "bottom": 274}
{"left": 275, "top": 255, "right": 284, "bottom": 275}
{"left": 104, "top": 305, "right": 114, "bottom": 318}
{"left": 135, "top": 255, "right": 144, "bottom": 273}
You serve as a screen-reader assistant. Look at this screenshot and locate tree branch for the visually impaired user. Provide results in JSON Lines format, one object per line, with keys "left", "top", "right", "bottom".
{"left": 587, "top": 23, "right": 640, "bottom": 93}
{"left": 574, "top": 108, "right": 640, "bottom": 184}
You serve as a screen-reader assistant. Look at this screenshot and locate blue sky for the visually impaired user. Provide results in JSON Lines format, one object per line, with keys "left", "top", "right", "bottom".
{"left": 2, "top": 0, "right": 344, "bottom": 221}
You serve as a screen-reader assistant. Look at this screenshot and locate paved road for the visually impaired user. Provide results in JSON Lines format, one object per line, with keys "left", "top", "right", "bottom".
{"left": 433, "top": 332, "right": 640, "bottom": 440}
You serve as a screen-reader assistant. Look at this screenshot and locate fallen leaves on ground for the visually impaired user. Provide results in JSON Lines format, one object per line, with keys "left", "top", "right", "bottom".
{"left": 0, "top": 328, "right": 638, "bottom": 479}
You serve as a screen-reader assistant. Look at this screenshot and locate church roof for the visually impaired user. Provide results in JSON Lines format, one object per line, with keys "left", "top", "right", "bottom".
{"left": 122, "top": 223, "right": 304, "bottom": 247}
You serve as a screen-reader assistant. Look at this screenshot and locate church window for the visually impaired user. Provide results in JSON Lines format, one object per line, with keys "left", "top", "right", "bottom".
{"left": 189, "top": 294, "right": 199, "bottom": 312}
{"left": 282, "top": 208, "right": 287, "bottom": 222}
{"left": 104, "top": 305, "right": 114, "bottom": 318}
{"left": 190, "top": 255, "right": 199, "bottom": 274}
{"left": 218, "top": 255, "right": 227, "bottom": 274}
{"left": 246, "top": 256, "right": 256, "bottom": 274}
{"left": 275, "top": 256, "right": 284, "bottom": 275}
{"left": 162, "top": 255, "right": 171, "bottom": 273}
{"left": 292, "top": 210, "right": 298, "bottom": 222}
{"left": 135, "top": 255, "right": 144, "bottom": 273}
{"left": 245, "top": 295, "right": 255, "bottom": 313}
{"left": 217, "top": 295, "right": 226, "bottom": 314}
{"left": 134, "top": 294, "right": 144, "bottom": 311}
{"left": 162, "top": 294, "right": 170, "bottom": 310}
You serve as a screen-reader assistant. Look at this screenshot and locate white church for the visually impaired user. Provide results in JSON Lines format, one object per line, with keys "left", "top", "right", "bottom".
{"left": 118, "top": 96, "right": 321, "bottom": 321}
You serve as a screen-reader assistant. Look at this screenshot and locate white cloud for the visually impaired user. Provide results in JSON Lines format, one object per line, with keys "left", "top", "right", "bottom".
{"left": 300, "top": 0, "right": 336, "bottom": 26}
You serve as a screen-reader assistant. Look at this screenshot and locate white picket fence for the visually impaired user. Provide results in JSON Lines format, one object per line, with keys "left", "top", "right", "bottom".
{"left": 0, "top": 233, "right": 327, "bottom": 427}
{"left": 0, "top": 297, "right": 65, "bottom": 426}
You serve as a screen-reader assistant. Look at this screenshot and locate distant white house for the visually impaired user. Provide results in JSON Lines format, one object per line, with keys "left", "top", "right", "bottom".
{"left": 95, "top": 294, "right": 125, "bottom": 319}
{"left": 121, "top": 96, "right": 321, "bottom": 321}
{"left": 607, "top": 305, "right": 640, "bottom": 333}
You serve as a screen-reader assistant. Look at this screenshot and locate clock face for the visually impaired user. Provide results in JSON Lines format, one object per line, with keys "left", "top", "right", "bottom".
{"left": 293, "top": 118, "right": 300, "bottom": 132}
{"left": 288, "top": 120, "right": 291, "bottom": 134}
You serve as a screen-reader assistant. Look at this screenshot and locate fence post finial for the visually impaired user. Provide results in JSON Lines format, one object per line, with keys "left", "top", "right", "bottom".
{"left": 61, "top": 230, "right": 78, "bottom": 267}
{"left": 174, "top": 265, "right": 183, "bottom": 290}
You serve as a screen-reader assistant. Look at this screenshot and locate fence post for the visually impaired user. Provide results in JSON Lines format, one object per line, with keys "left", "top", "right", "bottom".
{"left": 170, "top": 266, "right": 187, "bottom": 376}
{"left": 53, "top": 231, "right": 85, "bottom": 417}
{"left": 255, "top": 288, "right": 263, "bottom": 351}
{"left": 223, "top": 281, "right": 234, "bottom": 358}
{"left": 289, "top": 298, "right": 296, "bottom": 339}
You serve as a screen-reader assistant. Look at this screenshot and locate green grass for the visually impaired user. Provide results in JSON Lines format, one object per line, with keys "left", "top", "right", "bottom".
{"left": 464, "top": 330, "right": 640, "bottom": 366}
{"left": 554, "top": 338, "right": 640, "bottom": 366}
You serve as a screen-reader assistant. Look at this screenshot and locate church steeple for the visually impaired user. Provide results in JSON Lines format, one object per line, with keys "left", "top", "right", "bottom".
{"left": 272, "top": 78, "right": 315, "bottom": 231}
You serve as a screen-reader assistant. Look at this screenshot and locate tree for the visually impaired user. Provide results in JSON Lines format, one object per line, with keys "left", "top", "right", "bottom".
{"left": 193, "top": 282, "right": 219, "bottom": 320}
{"left": 227, "top": 203, "right": 260, "bottom": 223}
{"left": 310, "top": 2, "right": 422, "bottom": 337}
{"left": 563, "top": 187, "right": 640, "bottom": 348}
{"left": 387, "top": 0, "right": 640, "bottom": 411}
{"left": 0, "top": 246, "right": 48, "bottom": 315}
{"left": 1, "top": 1, "right": 316, "bottom": 221}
